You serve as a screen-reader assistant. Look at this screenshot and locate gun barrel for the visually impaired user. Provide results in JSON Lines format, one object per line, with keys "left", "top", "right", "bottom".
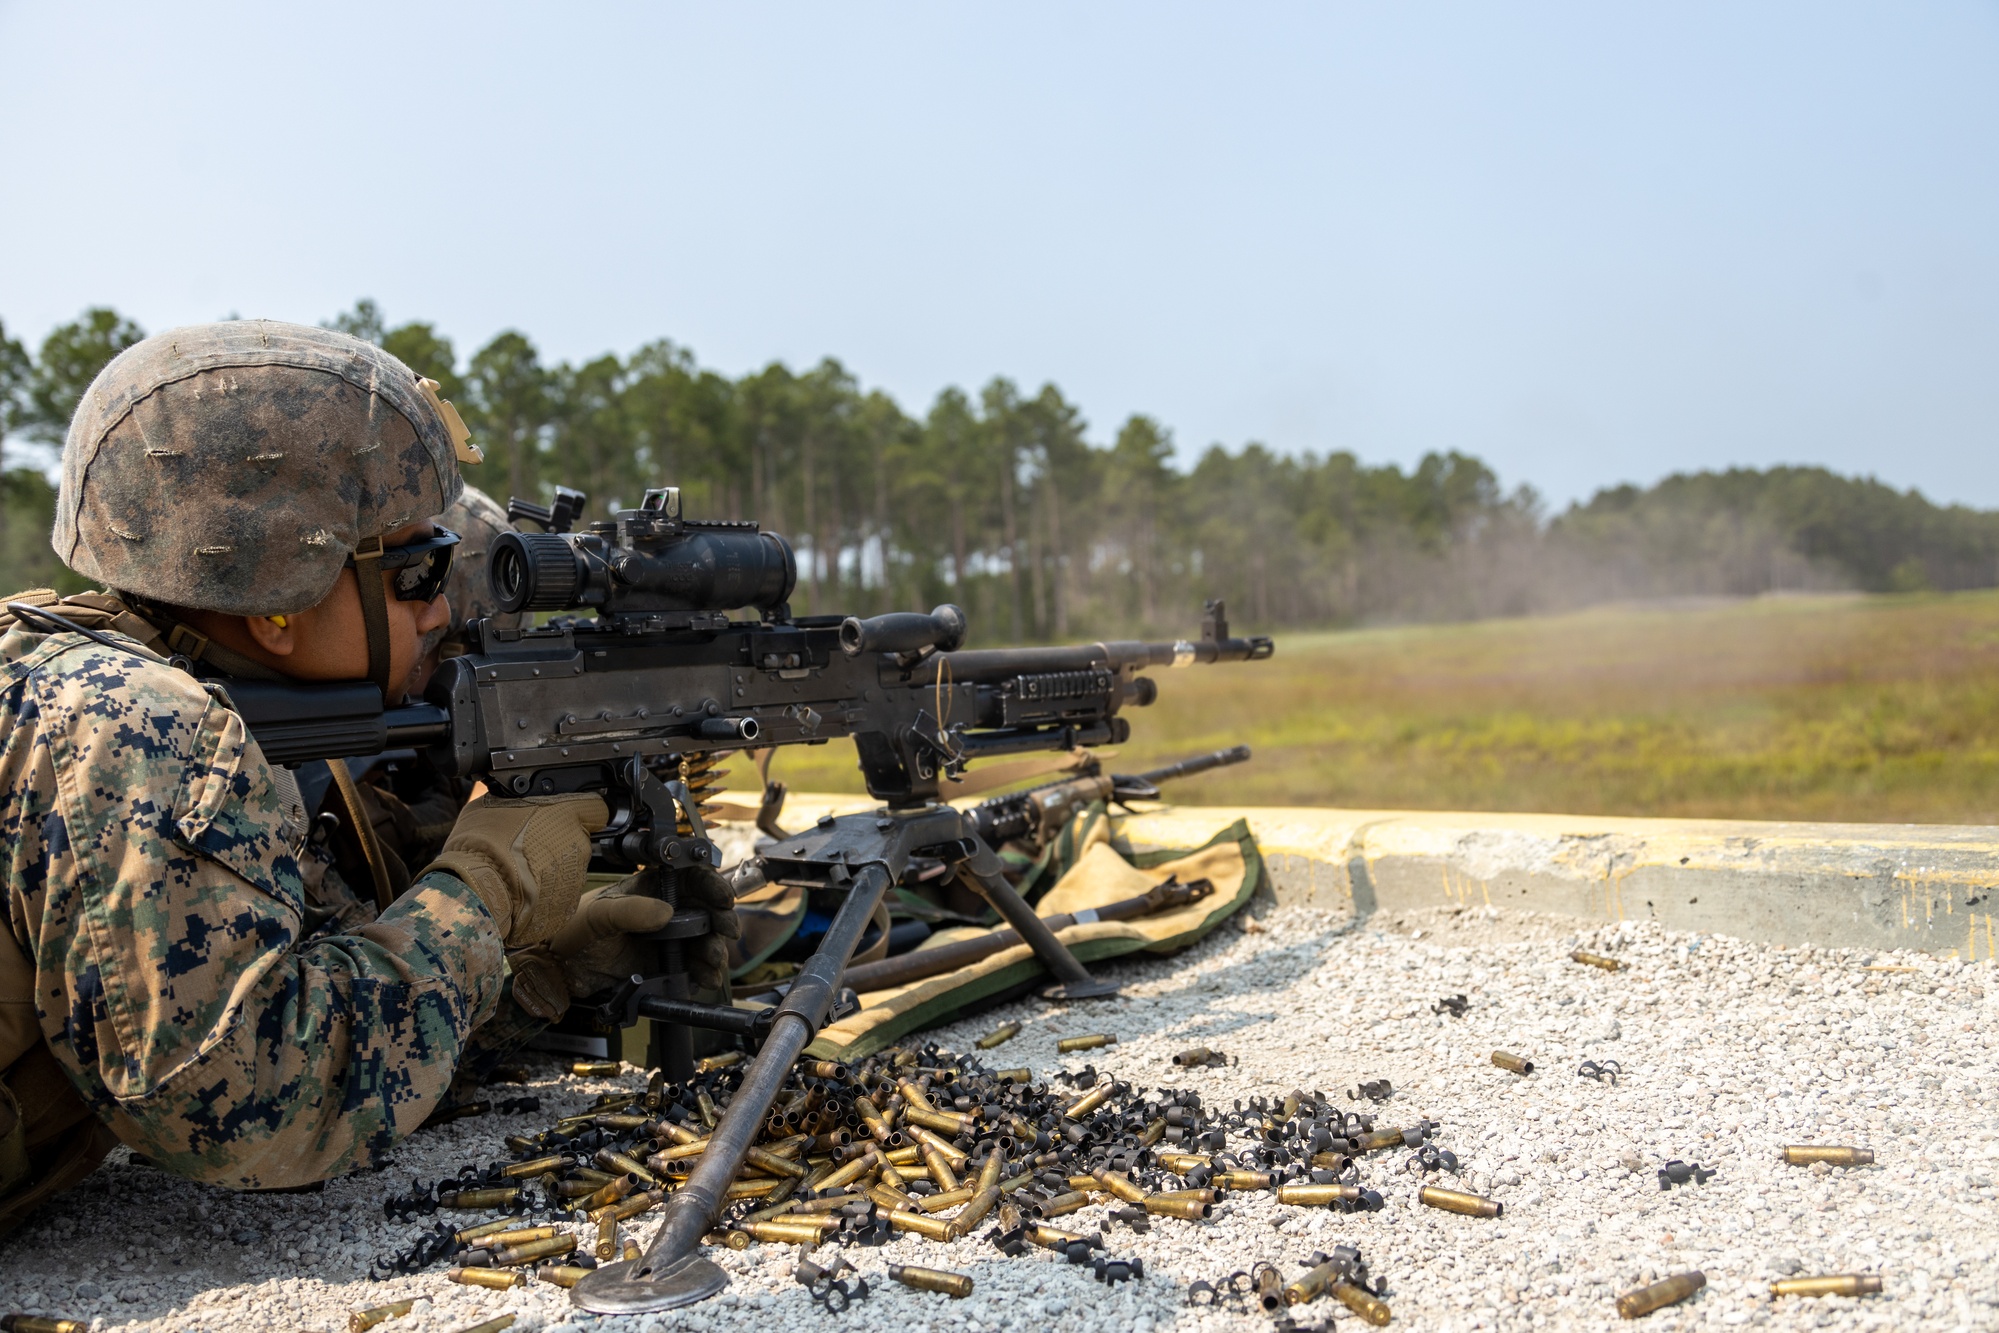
{"left": 910, "top": 632, "right": 1272, "bottom": 686}
{"left": 1133, "top": 744, "right": 1252, "bottom": 787}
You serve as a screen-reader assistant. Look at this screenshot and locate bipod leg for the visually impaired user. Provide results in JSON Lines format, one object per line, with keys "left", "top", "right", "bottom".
{"left": 570, "top": 863, "right": 892, "bottom": 1315}
{"left": 953, "top": 831, "right": 1119, "bottom": 1001}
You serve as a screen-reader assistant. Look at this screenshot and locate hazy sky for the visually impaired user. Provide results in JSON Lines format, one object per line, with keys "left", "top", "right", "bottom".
{"left": 2, "top": 3, "right": 1994, "bottom": 509}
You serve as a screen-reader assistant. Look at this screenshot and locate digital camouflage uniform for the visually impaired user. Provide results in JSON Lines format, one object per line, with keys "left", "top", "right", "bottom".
{"left": 0, "top": 322, "right": 505, "bottom": 1232}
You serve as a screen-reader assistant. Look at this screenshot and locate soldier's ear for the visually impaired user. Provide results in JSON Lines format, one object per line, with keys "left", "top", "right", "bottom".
{"left": 244, "top": 614, "right": 297, "bottom": 657}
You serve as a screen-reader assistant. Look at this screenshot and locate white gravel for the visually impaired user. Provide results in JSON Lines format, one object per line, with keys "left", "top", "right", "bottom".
{"left": 3, "top": 902, "right": 1994, "bottom": 1332}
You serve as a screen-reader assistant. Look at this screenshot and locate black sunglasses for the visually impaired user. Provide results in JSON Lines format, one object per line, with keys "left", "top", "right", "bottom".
{"left": 348, "top": 526, "right": 461, "bottom": 603}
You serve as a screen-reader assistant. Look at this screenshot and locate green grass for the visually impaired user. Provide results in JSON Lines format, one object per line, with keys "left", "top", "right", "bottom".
{"left": 740, "top": 592, "right": 1999, "bottom": 824}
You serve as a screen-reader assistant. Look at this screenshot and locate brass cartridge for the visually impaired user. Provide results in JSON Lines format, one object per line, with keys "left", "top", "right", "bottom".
{"left": 1152, "top": 1188, "right": 1220, "bottom": 1204}
{"left": 1332, "top": 1280, "right": 1393, "bottom": 1326}
{"left": 482, "top": 1225, "right": 559, "bottom": 1248}
{"left": 715, "top": 1230, "right": 753, "bottom": 1250}
{"left": 920, "top": 1144, "right": 961, "bottom": 1193}
{"left": 1255, "top": 1265, "right": 1286, "bottom": 1311}
{"left": 4, "top": 1321, "right": 91, "bottom": 1333}
{"left": 535, "top": 1265, "right": 592, "bottom": 1288}
{"left": 1359, "top": 1128, "right": 1410, "bottom": 1153}
{"left": 1571, "top": 950, "right": 1623, "bottom": 972}
{"left": 889, "top": 1264, "right": 974, "bottom": 1298}
{"left": 595, "top": 1149, "right": 658, "bottom": 1184}
{"left": 653, "top": 1137, "right": 712, "bottom": 1163}
{"left": 593, "top": 1113, "right": 651, "bottom": 1130}
{"left": 1027, "top": 1223, "right": 1093, "bottom": 1250}
{"left": 555, "top": 1178, "right": 605, "bottom": 1200}
{"left": 999, "top": 1172, "right": 1034, "bottom": 1194}
{"left": 977, "top": 1022, "right": 1022, "bottom": 1049}
{"left": 596, "top": 1214, "right": 619, "bottom": 1260}
{"left": 1285, "top": 1258, "right": 1342, "bottom": 1306}
{"left": 956, "top": 1185, "right": 1001, "bottom": 1233}
{"left": 494, "top": 1235, "right": 578, "bottom": 1267}
{"left": 1782, "top": 1145, "right": 1874, "bottom": 1167}
{"left": 438, "top": 1187, "right": 520, "bottom": 1210}
{"left": 1064, "top": 1173, "right": 1101, "bottom": 1193}
{"left": 1156, "top": 1152, "right": 1211, "bottom": 1173}
{"left": 592, "top": 1189, "right": 664, "bottom": 1225}
{"left": 796, "top": 1192, "right": 862, "bottom": 1214}
{"left": 976, "top": 1152, "right": 1004, "bottom": 1193}
{"left": 446, "top": 1267, "right": 526, "bottom": 1290}
{"left": 1040, "top": 1190, "right": 1092, "bottom": 1217}
{"left": 577, "top": 1174, "right": 639, "bottom": 1211}
{"left": 1064, "top": 1084, "right": 1114, "bottom": 1120}
{"left": 1277, "top": 1183, "right": 1360, "bottom": 1207}
{"left": 918, "top": 1186, "right": 976, "bottom": 1213}
{"left": 1770, "top": 1275, "right": 1882, "bottom": 1298}
{"left": 621, "top": 1240, "right": 641, "bottom": 1261}
{"left": 452, "top": 1218, "right": 520, "bottom": 1246}
{"left": 502, "top": 1134, "right": 542, "bottom": 1155}
{"left": 696, "top": 1088, "right": 720, "bottom": 1127}
{"left": 746, "top": 1145, "right": 809, "bottom": 1178}
{"left": 1490, "top": 1050, "right": 1534, "bottom": 1075}
{"left": 1138, "top": 1117, "right": 1167, "bottom": 1147}
{"left": 1418, "top": 1186, "right": 1502, "bottom": 1217}
{"left": 865, "top": 1182, "right": 920, "bottom": 1212}
{"left": 1216, "top": 1170, "right": 1275, "bottom": 1191}
{"left": 1172, "top": 1046, "right": 1213, "bottom": 1066}
{"left": 856, "top": 1095, "right": 893, "bottom": 1142}
{"left": 1057, "top": 1033, "right": 1116, "bottom": 1053}
{"left": 501, "top": 1155, "right": 566, "bottom": 1179}
{"left": 1311, "top": 1152, "right": 1350, "bottom": 1173}
{"left": 877, "top": 1154, "right": 911, "bottom": 1190}
{"left": 745, "top": 1218, "right": 838, "bottom": 1245}
{"left": 885, "top": 1144, "right": 924, "bottom": 1167}
{"left": 1616, "top": 1272, "right": 1705, "bottom": 1318}
{"left": 569, "top": 1060, "right": 621, "bottom": 1076}
{"left": 816, "top": 1147, "right": 880, "bottom": 1193}
{"left": 655, "top": 1121, "right": 703, "bottom": 1146}
{"left": 696, "top": 1050, "right": 744, "bottom": 1073}
{"left": 911, "top": 1124, "right": 970, "bottom": 1165}
{"left": 455, "top": 1318, "right": 517, "bottom": 1333}
{"left": 1094, "top": 1170, "right": 1147, "bottom": 1203}
{"left": 722, "top": 1178, "right": 785, "bottom": 1201}
{"left": 571, "top": 1166, "right": 618, "bottom": 1185}
{"left": 904, "top": 1103, "right": 972, "bottom": 1135}
{"left": 800, "top": 1058, "right": 848, "bottom": 1079}
{"left": 888, "top": 1209, "right": 955, "bottom": 1241}
{"left": 349, "top": 1298, "right": 417, "bottom": 1333}
{"left": 1143, "top": 1195, "right": 1213, "bottom": 1220}
{"left": 994, "top": 1068, "right": 1032, "bottom": 1084}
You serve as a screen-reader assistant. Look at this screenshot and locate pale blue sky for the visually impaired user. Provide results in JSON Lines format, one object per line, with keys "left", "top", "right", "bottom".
{"left": 2, "top": 3, "right": 1994, "bottom": 508}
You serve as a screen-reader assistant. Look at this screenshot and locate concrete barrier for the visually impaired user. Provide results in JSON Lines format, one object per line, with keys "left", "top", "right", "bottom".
{"left": 777, "top": 793, "right": 1999, "bottom": 961}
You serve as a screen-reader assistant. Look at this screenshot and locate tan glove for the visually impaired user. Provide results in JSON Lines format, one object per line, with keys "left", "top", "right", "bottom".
{"left": 549, "top": 865, "right": 742, "bottom": 996}
{"left": 423, "top": 793, "right": 609, "bottom": 947}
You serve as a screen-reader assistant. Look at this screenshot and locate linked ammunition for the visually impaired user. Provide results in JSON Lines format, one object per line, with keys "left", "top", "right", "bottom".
{"left": 438, "top": 1186, "right": 519, "bottom": 1209}
{"left": 695, "top": 1050, "right": 745, "bottom": 1073}
{"left": 500, "top": 1154, "right": 566, "bottom": 1179}
{"left": 1057, "top": 1033, "right": 1117, "bottom": 1053}
{"left": 535, "top": 1265, "right": 592, "bottom": 1288}
{"left": 1277, "top": 1183, "right": 1361, "bottom": 1206}
{"left": 1040, "top": 1190, "right": 1092, "bottom": 1217}
{"left": 1616, "top": 1272, "right": 1705, "bottom": 1318}
{"left": 889, "top": 1264, "right": 975, "bottom": 1298}
{"left": 888, "top": 1209, "right": 955, "bottom": 1241}
{"left": 1418, "top": 1185, "right": 1502, "bottom": 1217}
{"left": 349, "top": 1298, "right": 418, "bottom": 1332}
{"left": 596, "top": 1213, "right": 619, "bottom": 1260}
{"left": 570, "top": 1060, "right": 621, "bottom": 1076}
{"left": 976, "top": 1022, "right": 1022, "bottom": 1049}
{"left": 1490, "top": 1050, "right": 1534, "bottom": 1075}
{"left": 494, "top": 1235, "right": 577, "bottom": 1267}
{"left": 1332, "top": 1280, "right": 1393, "bottom": 1326}
{"left": 1770, "top": 1275, "right": 1882, "bottom": 1298}
{"left": 1782, "top": 1145, "right": 1874, "bottom": 1167}
{"left": 1571, "top": 950, "right": 1623, "bottom": 972}
{"left": 1172, "top": 1046, "right": 1213, "bottom": 1066}
{"left": 1064, "top": 1084, "right": 1114, "bottom": 1119}
{"left": 1143, "top": 1195, "right": 1213, "bottom": 1219}
{"left": 446, "top": 1267, "right": 525, "bottom": 1290}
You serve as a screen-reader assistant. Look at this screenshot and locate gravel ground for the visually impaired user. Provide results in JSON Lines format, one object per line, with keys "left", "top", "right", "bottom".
{"left": 3, "top": 902, "right": 1994, "bottom": 1332}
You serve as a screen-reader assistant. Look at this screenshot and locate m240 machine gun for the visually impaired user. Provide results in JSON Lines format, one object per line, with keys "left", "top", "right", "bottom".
{"left": 226, "top": 485, "right": 1271, "bottom": 1313}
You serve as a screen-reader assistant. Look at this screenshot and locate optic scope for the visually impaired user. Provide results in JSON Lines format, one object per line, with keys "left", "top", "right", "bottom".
{"left": 490, "top": 486, "right": 796, "bottom": 616}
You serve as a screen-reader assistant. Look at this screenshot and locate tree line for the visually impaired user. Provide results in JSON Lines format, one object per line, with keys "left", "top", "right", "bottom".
{"left": 5, "top": 301, "right": 1996, "bottom": 641}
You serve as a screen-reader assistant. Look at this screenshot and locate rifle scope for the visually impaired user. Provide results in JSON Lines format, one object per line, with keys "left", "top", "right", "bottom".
{"left": 490, "top": 506, "right": 796, "bottom": 616}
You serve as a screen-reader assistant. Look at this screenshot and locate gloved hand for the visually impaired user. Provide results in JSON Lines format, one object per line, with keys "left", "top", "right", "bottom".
{"left": 549, "top": 864, "right": 742, "bottom": 996}
{"left": 422, "top": 793, "right": 609, "bottom": 948}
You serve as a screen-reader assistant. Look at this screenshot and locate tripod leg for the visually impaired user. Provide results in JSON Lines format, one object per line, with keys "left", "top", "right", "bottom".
{"left": 642, "top": 868, "right": 695, "bottom": 1082}
{"left": 954, "top": 839, "right": 1119, "bottom": 1001}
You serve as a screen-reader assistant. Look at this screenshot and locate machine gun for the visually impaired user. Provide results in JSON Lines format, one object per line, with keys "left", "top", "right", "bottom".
{"left": 225, "top": 484, "right": 1271, "bottom": 1313}
{"left": 966, "top": 742, "right": 1253, "bottom": 854}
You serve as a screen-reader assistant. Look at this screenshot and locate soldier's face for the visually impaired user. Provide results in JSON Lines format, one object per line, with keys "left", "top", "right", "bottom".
{"left": 274, "top": 521, "right": 454, "bottom": 698}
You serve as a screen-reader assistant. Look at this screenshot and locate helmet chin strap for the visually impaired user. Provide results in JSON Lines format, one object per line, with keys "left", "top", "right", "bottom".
{"left": 350, "top": 535, "right": 397, "bottom": 701}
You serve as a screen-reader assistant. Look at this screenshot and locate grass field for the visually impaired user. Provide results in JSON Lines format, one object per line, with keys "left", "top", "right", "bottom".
{"left": 736, "top": 591, "right": 1999, "bottom": 825}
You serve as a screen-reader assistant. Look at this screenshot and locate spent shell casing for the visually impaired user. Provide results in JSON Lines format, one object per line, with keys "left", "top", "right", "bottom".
{"left": 483, "top": 1225, "right": 559, "bottom": 1247}
{"left": 1057, "top": 1033, "right": 1116, "bottom": 1053}
{"left": 1782, "top": 1145, "right": 1874, "bottom": 1167}
{"left": 494, "top": 1235, "right": 577, "bottom": 1267}
{"left": 455, "top": 1318, "right": 516, "bottom": 1333}
{"left": 595, "top": 1148, "right": 658, "bottom": 1183}
{"left": 1571, "top": 949, "right": 1623, "bottom": 971}
{"left": 3, "top": 1323, "right": 90, "bottom": 1333}
{"left": 578, "top": 1174, "right": 638, "bottom": 1211}
{"left": 905, "top": 1103, "right": 972, "bottom": 1135}
{"left": 1040, "top": 1190, "right": 1092, "bottom": 1217}
{"left": 1139, "top": 1116, "right": 1167, "bottom": 1147}
{"left": 1156, "top": 1152, "right": 1210, "bottom": 1173}
{"left": 1418, "top": 1185, "right": 1502, "bottom": 1217}
{"left": 447, "top": 1267, "right": 525, "bottom": 1290}
{"left": 746, "top": 1145, "right": 809, "bottom": 1178}
{"left": 349, "top": 1298, "right": 417, "bottom": 1333}
{"left": 818, "top": 1147, "right": 881, "bottom": 1193}
{"left": 1277, "top": 1183, "right": 1360, "bottom": 1207}
{"left": 956, "top": 1185, "right": 1002, "bottom": 1233}
{"left": 1142, "top": 1194, "right": 1213, "bottom": 1219}
{"left": 438, "top": 1187, "right": 520, "bottom": 1210}
{"left": 993, "top": 1067, "right": 1032, "bottom": 1084}
{"left": 1332, "top": 1280, "right": 1393, "bottom": 1326}
{"left": 1216, "top": 1170, "right": 1275, "bottom": 1191}
{"left": 1490, "top": 1050, "right": 1534, "bottom": 1075}
{"left": 976, "top": 1152, "right": 1004, "bottom": 1193}
{"left": 452, "top": 1218, "right": 519, "bottom": 1245}
{"left": 620, "top": 1240, "right": 641, "bottom": 1262}
{"left": 888, "top": 1210, "right": 955, "bottom": 1241}
{"left": 1095, "top": 1170, "right": 1147, "bottom": 1203}
{"left": 918, "top": 1186, "right": 975, "bottom": 1213}
{"left": 799, "top": 1059, "right": 847, "bottom": 1080}
{"left": 1172, "top": 1046, "right": 1212, "bottom": 1066}
{"left": 594, "top": 1112, "right": 651, "bottom": 1131}
{"left": 1027, "top": 1223, "right": 1093, "bottom": 1250}
{"left": 889, "top": 1264, "right": 975, "bottom": 1298}
{"left": 1256, "top": 1265, "right": 1287, "bottom": 1311}
{"left": 569, "top": 1060, "right": 621, "bottom": 1076}
{"left": 745, "top": 1218, "right": 838, "bottom": 1244}
{"left": 1770, "top": 1275, "right": 1882, "bottom": 1298}
{"left": 1616, "top": 1272, "right": 1705, "bottom": 1317}
{"left": 1285, "top": 1259, "right": 1342, "bottom": 1306}
{"left": 1151, "top": 1187, "right": 1219, "bottom": 1204}
{"left": 695, "top": 1050, "right": 744, "bottom": 1073}
{"left": 535, "top": 1265, "right": 592, "bottom": 1288}
{"left": 500, "top": 1154, "right": 566, "bottom": 1179}
{"left": 976, "top": 1022, "right": 1022, "bottom": 1049}
{"left": 920, "top": 1145, "right": 962, "bottom": 1192}
{"left": 595, "top": 1213, "right": 619, "bottom": 1260}
{"left": 1064, "top": 1084, "right": 1114, "bottom": 1120}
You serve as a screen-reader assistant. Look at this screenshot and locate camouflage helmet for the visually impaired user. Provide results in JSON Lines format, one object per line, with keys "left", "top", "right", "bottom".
{"left": 54, "top": 320, "right": 472, "bottom": 618}
{"left": 419, "top": 483, "right": 525, "bottom": 663}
